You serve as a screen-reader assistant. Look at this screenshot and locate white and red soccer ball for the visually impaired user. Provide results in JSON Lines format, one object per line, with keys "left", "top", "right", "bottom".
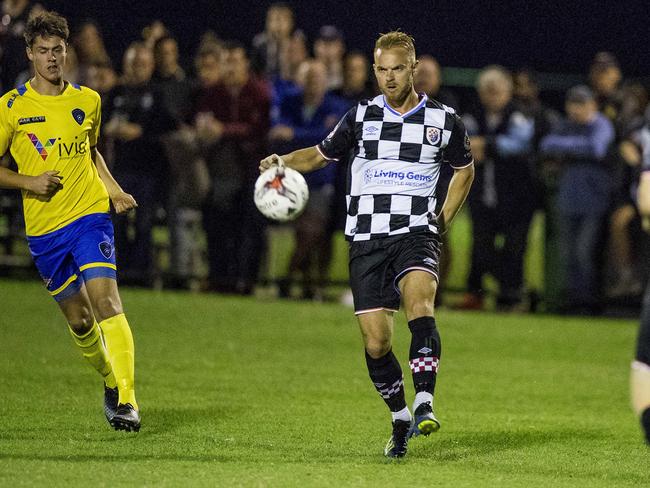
{"left": 254, "top": 164, "right": 309, "bottom": 222}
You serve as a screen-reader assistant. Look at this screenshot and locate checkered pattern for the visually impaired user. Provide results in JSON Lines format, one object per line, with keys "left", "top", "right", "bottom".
{"left": 409, "top": 356, "right": 439, "bottom": 374}
{"left": 374, "top": 377, "right": 405, "bottom": 400}
{"left": 319, "top": 94, "right": 471, "bottom": 241}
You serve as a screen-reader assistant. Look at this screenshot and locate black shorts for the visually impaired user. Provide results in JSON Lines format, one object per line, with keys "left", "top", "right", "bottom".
{"left": 349, "top": 231, "right": 441, "bottom": 314}
{"left": 637, "top": 282, "right": 650, "bottom": 365}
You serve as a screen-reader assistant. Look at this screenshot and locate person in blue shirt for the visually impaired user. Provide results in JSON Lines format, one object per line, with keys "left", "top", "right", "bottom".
{"left": 269, "top": 58, "right": 347, "bottom": 299}
{"left": 540, "top": 85, "right": 615, "bottom": 314}
{"left": 459, "top": 66, "right": 536, "bottom": 311}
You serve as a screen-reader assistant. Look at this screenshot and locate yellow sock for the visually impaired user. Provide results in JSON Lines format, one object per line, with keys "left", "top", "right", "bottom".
{"left": 68, "top": 321, "right": 117, "bottom": 389}
{"left": 99, "top": 313, "right": 138, "bottom": 410}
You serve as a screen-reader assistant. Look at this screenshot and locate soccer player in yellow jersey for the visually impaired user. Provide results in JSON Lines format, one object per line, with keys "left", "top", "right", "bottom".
{"left": 0, "top": 11, "right": 141, "bottom": 431}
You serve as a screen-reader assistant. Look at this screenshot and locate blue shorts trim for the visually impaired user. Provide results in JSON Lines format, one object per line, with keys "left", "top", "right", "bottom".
{"left": 27, "top": 213, "right": 117, "bottom": 301}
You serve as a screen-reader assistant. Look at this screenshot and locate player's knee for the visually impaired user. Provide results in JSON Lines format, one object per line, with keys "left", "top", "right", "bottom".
{"left": 68, "top": 307, "right": 94, "bottom": 334}
{"left": 405, "top": 299, "right": 434, "bottom": 320}
{"left": 365, "top": 338, "right": 392, "bottom": 359}
{"left": 93, "top": 295, "right": 123, "bottom": 321}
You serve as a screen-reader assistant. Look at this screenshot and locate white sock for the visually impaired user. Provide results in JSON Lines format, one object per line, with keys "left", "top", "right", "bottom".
{"left": 413, "top": 392, "right": 433, "bottom": 412}
{"left": 391, "top": 406, "right": 411, "bottom": 422}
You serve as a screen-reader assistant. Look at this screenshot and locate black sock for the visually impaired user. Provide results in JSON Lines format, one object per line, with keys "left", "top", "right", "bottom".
{"left": 365, "top": 349, "right": 406, "bottom": 412}
{"left": 642, "top": 408, "right": 650, "bottom": 444}
{"left": 408, "top": 316, "right": 441, "bottom": 395}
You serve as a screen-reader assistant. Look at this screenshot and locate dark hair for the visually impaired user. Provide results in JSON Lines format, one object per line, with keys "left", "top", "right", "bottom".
{"left": 221, "top": 40, "right": 248, "bottom": 57}
{"left": 24, "top": 11, "right": 69, "bottom": 47}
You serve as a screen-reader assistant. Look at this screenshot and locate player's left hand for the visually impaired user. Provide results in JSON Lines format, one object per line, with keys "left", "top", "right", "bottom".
{"left": 111, "top": 191, "right": 138, "bottom": 214}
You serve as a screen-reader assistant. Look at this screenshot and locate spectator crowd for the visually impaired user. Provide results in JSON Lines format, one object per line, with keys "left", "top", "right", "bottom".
{"left": 1, "top": 1, "right": 649, "bottom": 314}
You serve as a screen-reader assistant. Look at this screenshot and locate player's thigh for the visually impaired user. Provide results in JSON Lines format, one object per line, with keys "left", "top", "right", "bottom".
{"left": 349, "top": 243, "right": 401, "bottom": 314}
{"left": 357, "top": 310, "right": 394, "bottom": 357}
{"left": 393, "top": 233, "right": 441, "bottom": 320}
{"left": 398, "top": 270, "right": 438, "bottom": 321}
{"left": 27, "top": 225, "right": 84, "bottom": 304}
{"left": 57, "top": 284, "right": 94, "bottom": 331}
{"left": 85, "top": 277, "right": 123, "bottom": 322}
{"left": 70, "top": 213, "right": 122, "bottom": 321}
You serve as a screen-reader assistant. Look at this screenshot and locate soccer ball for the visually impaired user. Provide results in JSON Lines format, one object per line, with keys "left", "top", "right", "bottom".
{"left": 254, "top": 166, "right": 309, "bottom": 222}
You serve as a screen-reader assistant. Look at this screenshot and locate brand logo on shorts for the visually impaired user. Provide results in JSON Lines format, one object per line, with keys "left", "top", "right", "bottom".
{"left": 425, "top": 127, "right": 441, "bottom": 145}
{"left": 418, "top": 347, "right": 433, "bottom": 355}
{"left": 423, "top": 257, "right": 435, "bottom": 267}
{"left": 71, "top": 108, "right": 85, "bottom": 125}
{"left": 99, "top": 241, "right": 114, "bottom": 259}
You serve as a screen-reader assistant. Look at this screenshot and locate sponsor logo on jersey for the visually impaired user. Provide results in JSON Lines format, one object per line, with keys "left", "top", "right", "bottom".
{"left": 7, "top": 94, "right": 17, "bottom": 108}
{"left": 18, "top": 116, "right": 46, "bottom": 125}
{"left": 71, "top": 108, "right": 85, "bottom": 125}
{"left": 364, "top": 168, "right": 435, "bottom": 184}
{"left": 423, "top": 257, "right": 436, "bottom": 267}
{"left": 425, "top": 127, "right": 441, "bottom": 145}
{"left": 364, "top": 125, "right": 379, "bottom": 134}
{"left": 27, "top": 133, "right": 58, "bottom": 161}
{"left": 418, "top": 346, "right": 433, "bottom": 355}
{"left": 57, "top": 136, "right": 88, "bottom": 159}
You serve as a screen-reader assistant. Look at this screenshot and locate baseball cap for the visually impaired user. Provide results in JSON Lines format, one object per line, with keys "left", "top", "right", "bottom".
{"left": 566, "top": 85, "right": 594, "bottom": 104}
{"left": 317, "top": 25, "right": 343, "bottom": 42}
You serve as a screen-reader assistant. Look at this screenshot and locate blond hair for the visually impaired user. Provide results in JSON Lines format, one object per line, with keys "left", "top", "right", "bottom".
{"left": 374, "top": 31, "right": 416, "bottom": 66}
{"left": 476, "top": 65, "right": 513, "bottom": 92}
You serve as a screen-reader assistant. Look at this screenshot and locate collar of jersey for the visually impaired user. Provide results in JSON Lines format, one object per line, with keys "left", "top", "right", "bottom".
{"left": 24, "top": 80, "right": 75, "bottom": 98}
{"left": 382, "top": 93, "right": 428, "bottom": 118}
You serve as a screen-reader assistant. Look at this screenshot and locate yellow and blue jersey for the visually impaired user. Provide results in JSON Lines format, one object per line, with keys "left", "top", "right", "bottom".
{"left": 0, "top": 80, "right": 109, "bottom": 236}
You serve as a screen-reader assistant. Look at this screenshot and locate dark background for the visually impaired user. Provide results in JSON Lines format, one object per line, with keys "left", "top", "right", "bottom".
{"left": 45, "top": 0, "right": 650, "bottom": 77}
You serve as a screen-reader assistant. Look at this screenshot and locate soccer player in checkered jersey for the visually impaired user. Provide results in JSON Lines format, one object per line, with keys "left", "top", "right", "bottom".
{"left": 631, "top": 109, "right": 650, "bottom": 444}
{"left": 260, "top": 31, "right": 474, "bottom": 458}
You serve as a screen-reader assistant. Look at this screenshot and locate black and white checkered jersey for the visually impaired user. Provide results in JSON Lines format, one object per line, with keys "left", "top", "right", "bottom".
{"left": 317, "top": 93, "right": 473, "bottom": 241}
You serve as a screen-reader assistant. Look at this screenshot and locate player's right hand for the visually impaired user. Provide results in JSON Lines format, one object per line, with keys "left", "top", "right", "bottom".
{"left": 259, "top": 154, "right": 285, "bottom": 173}
{"left": 28, "top": 170, "right": 63, "bottom": 197}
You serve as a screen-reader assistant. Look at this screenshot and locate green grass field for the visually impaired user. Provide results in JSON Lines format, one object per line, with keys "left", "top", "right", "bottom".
{"left": 0, "top": 278, "right": 647, "bottom": 487}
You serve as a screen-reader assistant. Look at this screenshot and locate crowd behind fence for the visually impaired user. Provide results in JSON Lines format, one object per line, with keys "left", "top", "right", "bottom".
{"left": 1, "top": 2, "right": 649, "bottom": 314}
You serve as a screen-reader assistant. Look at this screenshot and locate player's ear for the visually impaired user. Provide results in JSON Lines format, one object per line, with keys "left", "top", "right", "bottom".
{"left": 26, "top": 46, "right": 34, "bottom": 62}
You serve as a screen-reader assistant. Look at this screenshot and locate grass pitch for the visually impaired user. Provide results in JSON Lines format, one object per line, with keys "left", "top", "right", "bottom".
{"left": 0, "top": 278, "right": 647, "bottom": 487}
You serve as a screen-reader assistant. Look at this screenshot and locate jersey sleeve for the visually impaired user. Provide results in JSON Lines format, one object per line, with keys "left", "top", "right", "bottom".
{"left": 89, "top": 92, "right": 102, "bottom": 147}
{"left": 0, "top": 95, "right": 15, "bottom": 156}
{"left": 316, "top": 107, "right": 356, "bottom": 161}
{"left": 444, "top": 113, "right": 473, "bottom": 169}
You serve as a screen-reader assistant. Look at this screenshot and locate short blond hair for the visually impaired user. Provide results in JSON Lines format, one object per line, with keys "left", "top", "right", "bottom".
{"left": 476, "top": 65, "right": 513, "bottom": 92}
{"left": 374, "top": 31, "right": 416, "bottom": 66}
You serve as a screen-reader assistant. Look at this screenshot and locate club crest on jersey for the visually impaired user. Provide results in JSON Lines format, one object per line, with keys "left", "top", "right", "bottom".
{"left": 71, "top": 108, "right": 85, "bottom": 125}
{"left": 99, "top": 241, "right": 114, "bottom": 259}
{"left": 27, "top": 133, "right": 57, "bottom": 161}
{"left": 426, "top": 127, "right": 441, "bottom": 145}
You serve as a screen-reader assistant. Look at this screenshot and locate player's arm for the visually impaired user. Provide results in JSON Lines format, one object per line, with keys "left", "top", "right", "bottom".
{"left": 0, "top": 165, "right": 62, "bottom": 197}
{"left": 259, "top": 146, "right": 328, "bottom": 173}
{"left": 437, "top": 163, "right": 474, "bottom": 235}
{"left": 260, "top": 107, "right": 356, "bottom": 174}
{"left": 438, "top": 113, "right": 475, "bottom": 234}
{"left": 91, "top": 147, "right": 138, "bottom": 214}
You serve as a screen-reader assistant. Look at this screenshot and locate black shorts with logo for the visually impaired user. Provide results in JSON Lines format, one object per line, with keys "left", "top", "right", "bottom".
{"left": 349, "top": 231, "right": 442, "bottom": 314}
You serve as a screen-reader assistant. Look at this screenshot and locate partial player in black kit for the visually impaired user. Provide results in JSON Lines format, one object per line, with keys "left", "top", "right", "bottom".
{"left": 631, "top": 111, "right": 650, "bottom": 444}
{"left": 260, "top": 31, "right": 474, "bottom": 458}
